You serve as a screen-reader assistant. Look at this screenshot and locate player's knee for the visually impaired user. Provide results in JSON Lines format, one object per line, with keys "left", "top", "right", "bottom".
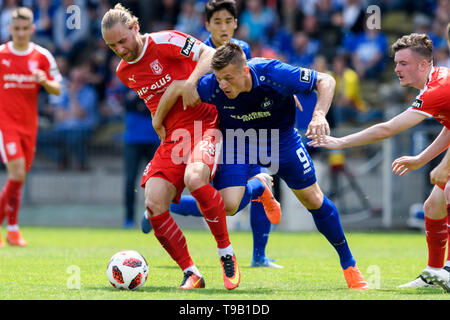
{"left": 145, "top": 198, "right": 168, "bottom": 217}
{"left": 184, "top": 170, "right": 209, "bottom": 191}
{"left": 423, "top": 196, "right": 440, "bottom": 218}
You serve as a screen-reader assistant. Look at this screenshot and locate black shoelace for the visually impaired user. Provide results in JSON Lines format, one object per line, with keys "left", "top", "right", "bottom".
{"left": 221, "top": 255, "right": 235, "bottom": 277}
{"left": 180, "top": 271, "right": 194, "bottom": 286}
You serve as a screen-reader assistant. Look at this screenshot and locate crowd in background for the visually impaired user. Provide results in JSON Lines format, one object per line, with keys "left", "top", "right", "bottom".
{"left": 0, "top": 0, "right": 449, "bottom": 171}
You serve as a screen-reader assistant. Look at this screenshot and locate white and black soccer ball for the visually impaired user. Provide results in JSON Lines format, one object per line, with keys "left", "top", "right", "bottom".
{"left": 106, "top": 250, "right": 149, "bottom": 290}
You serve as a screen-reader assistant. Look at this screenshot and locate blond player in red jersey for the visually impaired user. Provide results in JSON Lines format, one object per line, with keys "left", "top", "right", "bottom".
{"left": 101, "top": 4, "right": 240, "bottom": 290}
{"left": 0, "top": 7, "right": 61, "bottom": 247}
{"left": 308, "top": 33, "right": 450, "bottom": 292}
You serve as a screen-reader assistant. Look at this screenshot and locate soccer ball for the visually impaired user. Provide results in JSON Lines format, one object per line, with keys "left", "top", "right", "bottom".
{"left": 106, "top": 250, "right": 149, "bottom": 290}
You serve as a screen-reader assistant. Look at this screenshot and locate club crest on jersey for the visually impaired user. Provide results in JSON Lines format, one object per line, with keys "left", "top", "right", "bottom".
{"left": 300, "top": 68, "right": 311, "bottom": 83}
{"left": 28, "top": 60, "right": 38, "bottom": 72}
{"left": 412, "top": 99, "right": 423, "bottom": 108}
{"left": 181, "top": 36, "right": 195, "bottom": 57}
{"left": 260, "top": 97, "right": 274, "bottom": 109}
{"left": 150, "top": 59, "right": 163, "bottom": 75}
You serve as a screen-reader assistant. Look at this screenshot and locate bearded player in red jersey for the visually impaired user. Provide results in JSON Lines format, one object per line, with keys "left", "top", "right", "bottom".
{"left": 101, "top": 4, "right": 240, "bottom": 290}
{"left": 309, "top": 33, "right": 450, "bottom": 292}
{"left": 0, "top": 7, "right": 61, "bottom": 247}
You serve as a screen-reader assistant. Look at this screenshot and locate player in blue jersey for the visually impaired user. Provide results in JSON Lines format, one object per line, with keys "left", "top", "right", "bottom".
{"left": 140, "top": 0, "right": 282, "bottom": 268}
{"left": 154, "top": 42, "right": 369, "bottom": 290}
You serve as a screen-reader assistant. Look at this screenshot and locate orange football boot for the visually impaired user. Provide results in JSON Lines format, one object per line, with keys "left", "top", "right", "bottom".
{"left": 343, "top": 265, "right": 369, "bottom": 290}
{"left": 6, "top": 230, "right": 27, "bottom": 247}
{"left": 178, "top": 271, "right": 205, "bottom": 289}
{"left": 220, "top": 254, "right": 241, "bottom": 290}
{"left": 252, "top": 173, "right": 281, "bottom": 224}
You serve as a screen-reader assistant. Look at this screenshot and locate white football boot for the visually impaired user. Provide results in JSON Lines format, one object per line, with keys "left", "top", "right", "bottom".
{"left": 398, "top": 275, "right": 436, "bottom": 288}
{"left": 421, "top": 267, "right": 450, "bottom": 293}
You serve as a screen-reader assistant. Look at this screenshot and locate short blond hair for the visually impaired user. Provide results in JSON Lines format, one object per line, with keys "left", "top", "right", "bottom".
{"left": 446, "top": 22, "right": 450, "bottom": 42}
{"left": 11, "top": 7, "right": 34, "bottom": 23}
{"left": 101, "top": 3, "right": 139, "bottom": 32}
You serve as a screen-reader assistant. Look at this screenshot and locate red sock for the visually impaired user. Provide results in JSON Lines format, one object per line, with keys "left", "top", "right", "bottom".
{"left": 149, "top": 211, "right": 193, "bottom": 270}
{"left": 191, "top": 184, "right": 230, "bottom": 249}
{"left": 447, "top": 206, "right": 450, "bottom": 263}
{"left": 0, "top": 179, "right": 23, "bottom": 226}
{"left": 425, "top": 215, "right": 448, "bottom": 268}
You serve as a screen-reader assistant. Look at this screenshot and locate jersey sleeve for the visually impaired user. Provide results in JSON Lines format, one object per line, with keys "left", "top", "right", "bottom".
{"left": 197, "top": 72, "right": 218, "bottom": 104}
{"left": 263, "top": 59, "right": 317, "bottom": 96}
{"left": 36, "top": 45, "right": 62, "bottom": 82}
{"left": 408, "top": 85, "right": 446, "bottom": 118}
{"left": 150, "top": 31, "right": 205, "bottom": 62}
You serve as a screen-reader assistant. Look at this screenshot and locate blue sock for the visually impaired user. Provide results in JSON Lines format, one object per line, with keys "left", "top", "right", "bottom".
{"left": 250, "top": 200, "right": 271, "bottom": 261}
{"left": 309, "top": 196, "right": 356, "bottom": 269}
{"left": 247, "top": 177, "right": 271, "bottom": 261}
{"left": 170, "top": 195, "right": 203, "bottom": 217}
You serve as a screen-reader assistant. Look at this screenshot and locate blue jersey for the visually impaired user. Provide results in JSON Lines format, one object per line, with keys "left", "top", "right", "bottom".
{"left": 203, "top": 35, "right": 252, "bottom": 60}
{"left": 198, "top": 58, "right": 317, "bottom": 132}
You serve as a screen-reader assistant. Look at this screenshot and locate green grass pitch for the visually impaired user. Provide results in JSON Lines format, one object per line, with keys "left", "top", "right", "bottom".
{"left": 0, "top": 226, "right": 449, "bottom": 300}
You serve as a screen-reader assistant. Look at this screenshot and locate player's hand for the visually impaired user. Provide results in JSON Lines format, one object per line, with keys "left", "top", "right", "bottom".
{"left": 306, "top": 135, "right": 344, "bottom": 149}
{"left": 152, "top": 119, "right": 166, "bottom": 144}
{"left": 182, "top": 81, "right": 201, "bottom": 110}
{"left": 391, "top": 156, "right": 423, "bottom": 176}
{"left": 32, "top": 69, "right": 48, "bottom": 84}
{"left": 430, "top": 163, "right": 450, "bottom": 186}
{"left": 293, "top": 95, "right": 303, "bottom": 112}
{"left": 305, "top": 111, "right": 330, "bottom": 143}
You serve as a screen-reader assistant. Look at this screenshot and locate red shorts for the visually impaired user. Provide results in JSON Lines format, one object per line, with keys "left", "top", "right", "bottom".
{"left": 141, "top": 125, "right": 222, "bottom": 203}
{"left": 0, "top": 129, "right": 36, "bottom": 172}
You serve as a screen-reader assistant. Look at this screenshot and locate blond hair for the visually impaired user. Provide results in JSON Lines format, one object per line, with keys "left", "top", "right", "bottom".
{"left": 11, "top": 7, "right": 34, "bottom": 23}
{"left": 446, "top": 22, "right": 450, "bottom": 42}
{"left": 101, "top": 3, "right": 139, "bottom": 32}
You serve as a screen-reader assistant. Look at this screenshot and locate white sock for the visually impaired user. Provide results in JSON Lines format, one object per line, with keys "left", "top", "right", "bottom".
{"left": 183, "top": 265, "right": 202, "bottom": 277}
{"left": 7, "top": 224, "right": 19, "bottom": 232}
{"left": 445, "top": 261, "right": 450, "bottom": 269}
{"left": 218, "top": 244, "right": 234, "bottom": 258}
{"left": 426, "top": 266, "right": 443, "bottom": 271}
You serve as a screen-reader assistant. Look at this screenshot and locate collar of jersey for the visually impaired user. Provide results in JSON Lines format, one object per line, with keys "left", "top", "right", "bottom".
{"left": 126, "top": 34, "right": 149, "bottom": 64}
{"left": 7, "top": 41, "right": 34, "bottom": 56}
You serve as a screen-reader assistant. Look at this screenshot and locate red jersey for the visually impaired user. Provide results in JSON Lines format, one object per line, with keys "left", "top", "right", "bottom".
{"left": 0, "top": 41, "right": 61, "bottom": 135}
{"left": 409, "top": 66, "right": 450, "bottom": 129}
{"left": 115, "top": 31, "right": 217, "bottom": 142}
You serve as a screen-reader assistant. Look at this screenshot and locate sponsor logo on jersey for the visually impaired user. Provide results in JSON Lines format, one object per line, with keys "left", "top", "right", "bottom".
{"left": 128, "top": 75, "right": 136, "bottom": 83}
{"left": 3, "top": 73, "right": 35, "bottom": 83}
{"left": 412, "top": 99, "right": 423, "bottom": 108}
{"left": 223, "top": 106, "right": 235, "bottom": 109}
{"left": 150, "top": 74, "right": 171, "bottom": 90}
{"left": 230, "top": 111, "right": 271, "bottom": 122}
{"left": 180, "top": 36, "right": 195, "bottom": 57}
{"left": 1, "top": 59, "right": 11, "bottom": 67}
{"left": 300, "top": 68, "right": 311, "bottom": 83}
{"left": 150, "top": 59, "right": 163, "bottom": 75}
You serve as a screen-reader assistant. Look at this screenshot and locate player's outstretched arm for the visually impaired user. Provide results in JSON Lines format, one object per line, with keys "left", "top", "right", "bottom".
{"left": 305, "top": 72, "right": 335, "bottom": 142}
{"left": 307, "top": 110, "right": 427, "bottom": 149}
{"left": 182, "top": 45, "right": 215, "bottom": 109}
{"left": 153, "top": 80, "right": 186, "bottom": 142}
{"left": 392, "top": 127, "right": 450, "bottom": 176}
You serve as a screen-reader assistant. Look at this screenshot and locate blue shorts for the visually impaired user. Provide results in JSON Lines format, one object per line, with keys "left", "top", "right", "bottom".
{"left": 213, "top": 127, "right": 316, "bottom": 190}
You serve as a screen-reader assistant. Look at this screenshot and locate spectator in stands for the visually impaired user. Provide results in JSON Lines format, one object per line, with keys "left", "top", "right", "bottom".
{"left": 37, "top": 65, "right": 99, "bottom": 171}
{"left": 330, "top": 53, "right": 383, "bottom": 126}
{"left": 345, "top": 25, "right": 388, "bottom": 79}
{"left": 149, "top": 0, "right": 181, "bottom": 31}
{"left": 238, "top": 0, "right": 277, "bottom": 43}
{"left": 175, "top": 0, "right": 205, "bottom": 38}
{"left": 0, "top": 0, "right": 19, "bottom": 43}
{"left": 99, "top": 56, "right": 126, "bottom": 124}
{"left": 32, "top": 0, "right": 57, "bottom": 51}
{"left": 52, "top": 0, "right": 90, "bottom": 64}
{"left": 288, "top": 30, "right": 318, "bottom": 68}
